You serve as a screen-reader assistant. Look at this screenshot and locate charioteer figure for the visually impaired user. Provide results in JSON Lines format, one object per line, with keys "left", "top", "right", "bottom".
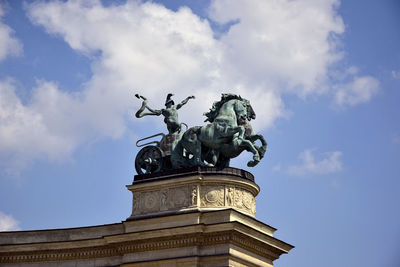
{"left": 134, "top": 93, "right": 196, "bottom": 174}
{"left": 135, "top": 93, "right": 195, "bottom": 134}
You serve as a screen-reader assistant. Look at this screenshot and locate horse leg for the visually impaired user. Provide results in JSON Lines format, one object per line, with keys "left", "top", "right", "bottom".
{"left": 248, "top": 134, "right": 267, "bottom": 159}
{"left": 171, "top": 140, "right": 185, "bottom": 168}
{"left": 226, "top": 126, "right": 260, "bottom": 167}
{"left": 206, "top": 149, "right": 219, "bottom": 166}
{"left": 185, "top": 128, "right": 206, "bottom": 166}
{"left": 216, "top": 155, "right": 230, "bottom": 168}
{"left": 240, "top": 139, "right": 260, "bottom": 167}
{"left": 191, "top": 139, "right": 205, "bottom": 166}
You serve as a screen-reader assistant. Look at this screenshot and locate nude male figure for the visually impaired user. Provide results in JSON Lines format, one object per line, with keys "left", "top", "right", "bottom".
{"left": 135, "top": 93, "right": 195, "bottom": 134}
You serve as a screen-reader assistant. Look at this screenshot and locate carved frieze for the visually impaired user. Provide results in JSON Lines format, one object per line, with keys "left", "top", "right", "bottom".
{"left": 143, "top": 191, "right": 159, "bottom": 212}
{"left": 190, "top": 185, "right": 198, "bottom": 206}
{"left": 242, "top": 189, "right": 255, "bottom": 213}
{"left": 130, "top": 180, "right": 257, "bottom": 217}
{"left": 160, "top": 189, "right": 169, "bottom": 211}
{"left": 170, "top": 186, "right": 189, "bottom": 208}
{"left": 201, "top": 186, "right": 225, "bottom": 207}
{"left": 234, "top": 188, "right": 243, "bottom": 208}
{"left": 226, "top": 186, "right": 234, "bottom": 207}
{"left": 132, "top": 192, "right": 140, "bottom": 214}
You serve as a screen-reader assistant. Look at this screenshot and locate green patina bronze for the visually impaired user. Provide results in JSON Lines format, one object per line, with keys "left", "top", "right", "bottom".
{"left": 134, "top": 93, "right": 267, "bottom": 175}
{"left": 135, "top": 93, "right": 195, "bottom": 134}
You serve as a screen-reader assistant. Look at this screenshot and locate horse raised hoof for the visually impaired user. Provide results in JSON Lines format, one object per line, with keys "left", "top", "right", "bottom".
{"left": 247, "top": 160, "right": 259, "bottom": 167}
{"left": 247, "top": 154, "right": 260, "bottom": 167}
{"left": 247, "top": 159, "right": 260, "bottom": 167}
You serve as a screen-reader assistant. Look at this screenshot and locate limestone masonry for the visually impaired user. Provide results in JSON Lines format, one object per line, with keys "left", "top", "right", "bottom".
{"left": 0, "top": 167, "right": 293, "bottom": 266}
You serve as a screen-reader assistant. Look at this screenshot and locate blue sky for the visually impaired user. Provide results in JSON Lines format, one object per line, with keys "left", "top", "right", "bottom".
{"left": 0, "top": 0, "right": 399, "bottom": 266}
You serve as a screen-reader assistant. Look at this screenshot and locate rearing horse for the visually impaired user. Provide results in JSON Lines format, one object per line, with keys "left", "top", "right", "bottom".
{"left": 171, "top": 94, "right": 265, "bottom": 168}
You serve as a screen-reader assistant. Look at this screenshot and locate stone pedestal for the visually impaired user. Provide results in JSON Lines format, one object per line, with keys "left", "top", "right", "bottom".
{"left": 127, "top": 167, "right": 258, "bottom": 219}
{"left": 123, "top": 167, "right": 294, "bottom": 266}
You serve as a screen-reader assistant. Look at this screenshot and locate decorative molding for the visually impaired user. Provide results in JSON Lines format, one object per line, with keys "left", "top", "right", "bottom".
{"left": 0, "top": 230, "right": 282, "bottom": 264}
{"left": 133, "top": 166, "right": 255, "bottom": 183}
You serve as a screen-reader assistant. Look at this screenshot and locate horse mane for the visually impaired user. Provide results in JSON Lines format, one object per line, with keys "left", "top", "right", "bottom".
{"left": 204, "top": 93, "right": 246, "bottom": 122}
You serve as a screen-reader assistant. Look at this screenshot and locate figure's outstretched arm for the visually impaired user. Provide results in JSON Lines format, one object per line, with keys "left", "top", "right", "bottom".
{"left": 135, "top": 94, "right": 162, "bottom": 118}
{"left": 176, "top": 95, "right": 195, "bottom": 109}
{"left": 144, "top": 106, "right": 161, "bottom": 114}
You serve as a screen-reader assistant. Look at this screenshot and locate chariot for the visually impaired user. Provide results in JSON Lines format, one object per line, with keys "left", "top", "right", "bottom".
{"left": 135, "top": 131, "right": 184, "bottom": 175}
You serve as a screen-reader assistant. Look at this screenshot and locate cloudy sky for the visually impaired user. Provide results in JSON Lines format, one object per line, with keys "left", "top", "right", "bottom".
{"left": 0, "top": 0, "right": 399, "bottom": 266}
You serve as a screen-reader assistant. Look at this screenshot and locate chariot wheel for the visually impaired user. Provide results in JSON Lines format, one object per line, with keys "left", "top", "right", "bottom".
{"left": 135, "top": 146, "right": 163, "bottom": 174}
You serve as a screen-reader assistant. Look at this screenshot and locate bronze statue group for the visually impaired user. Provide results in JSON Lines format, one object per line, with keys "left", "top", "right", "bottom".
{"left": 134, "top": 93, "right": 266, "bottom": 174}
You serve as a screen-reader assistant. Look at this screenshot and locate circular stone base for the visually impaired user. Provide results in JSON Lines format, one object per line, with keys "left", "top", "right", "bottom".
{"left": 126, "top": 167, "right": 260, "bottom": 219}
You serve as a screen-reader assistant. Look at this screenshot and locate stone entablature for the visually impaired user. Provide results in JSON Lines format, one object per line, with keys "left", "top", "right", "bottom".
{"left": 0, "top": 209, "right": 293, "bottom": 266}
{"left": 127, "top": 167, "right": 260, "bottom": 219}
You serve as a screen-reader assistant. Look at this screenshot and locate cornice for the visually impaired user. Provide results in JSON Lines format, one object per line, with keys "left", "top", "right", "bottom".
{"left": 0, "top": 227, "right": 290, "bottom": 264}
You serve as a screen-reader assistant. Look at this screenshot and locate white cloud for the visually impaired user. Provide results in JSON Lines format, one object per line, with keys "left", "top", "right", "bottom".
{"left": 24, "top": 0, "right": 345, "bottom": 128}
{"left": 334, "top": 76, "right": 380, "bottom": 107}
{"left": 287, "top": 149, "right": 343, "bottom": 176}
{"left": 0, "top": 0, "right": 372, "bottom": 172}
{"left": 0, "top": 3, "right": 23, "bottom": 61}
{"left": 0, "top": 211, "right": 20, "bottom": 231}
{"left": 346, "top": 66, "right": 359, "bottom": 76}
{"left": 26, "top": 0, "right": 224, "bottom": 127}
{"left": 392, "top": 70, "right": 400, "bottom": 80}
{"left": 209, "top": 0, "right": 345, "bottom": 96}
{"left": 0, "top": 79, "right": 77, "bottom": 173}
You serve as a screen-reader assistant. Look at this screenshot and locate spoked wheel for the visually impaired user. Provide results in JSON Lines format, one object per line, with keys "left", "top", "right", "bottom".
{"left": 135, "top": 146, "right": 163, "bottom": 174}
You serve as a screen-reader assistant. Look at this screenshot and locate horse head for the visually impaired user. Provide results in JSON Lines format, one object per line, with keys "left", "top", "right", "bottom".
{"left": 233, "top": 98, "right": 256, "bottom": 125}
{"left": 205, "top": 93, "right": 252, "bottom": 123}
{"left": 232, "top": 99, "right": 247, "bottom": 123}
{"left": 246, "top": 101, "right": 256, "bottom": 120}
